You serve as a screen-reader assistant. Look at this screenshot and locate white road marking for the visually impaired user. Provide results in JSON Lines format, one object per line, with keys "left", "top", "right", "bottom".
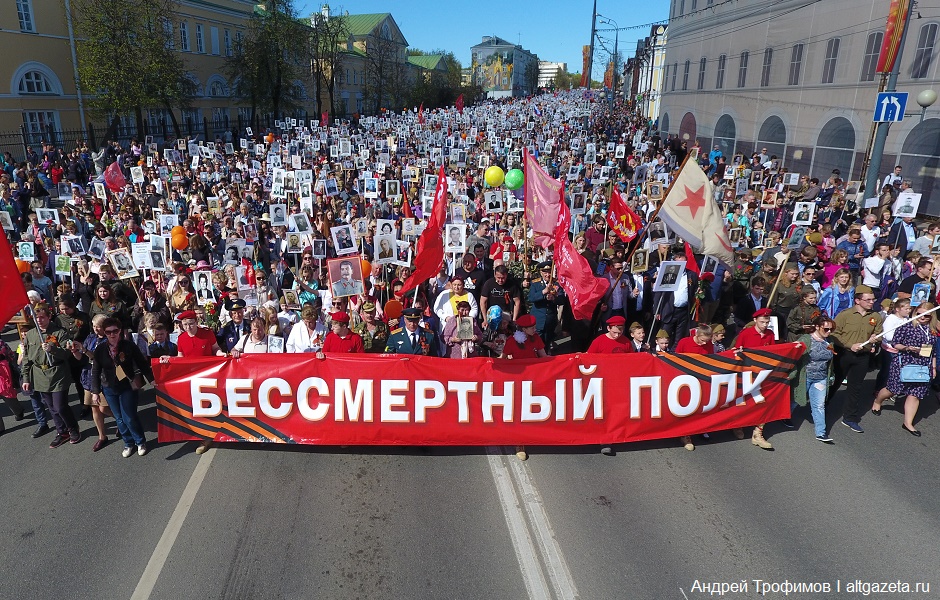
{"left": 508, "top": 454, "right": 580, "bottom": 600}
{"left": 487, "top": 447, "right": 580, "bottom": 600}
{"left": 486, "top": 448, "right": 553, "bottom": 600}
{"left": 131, "top": 448, "right": 216, "bottom": 600}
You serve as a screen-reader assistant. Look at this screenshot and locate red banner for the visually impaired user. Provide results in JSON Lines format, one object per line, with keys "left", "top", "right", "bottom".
{"left": 153, "top": 344, "right": 802, "bottom": 447}
{"left": 877, "top": 0, "right": 910, "bottom": 73}
{"left": 580, "top": 45, "right": 591, "bottom": 88}
{"left": 606, "top": 187, "right": 642, "bottom": 242}
{"left": 553, "top": 200, "right": 609, "bottom": 320}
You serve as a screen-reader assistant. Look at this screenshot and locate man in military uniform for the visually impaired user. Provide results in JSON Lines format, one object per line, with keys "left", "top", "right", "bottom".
{"left": 21, "top": 303, "right": 82, "bottom": 447}
{"left": 217, "top": 298, "right": 250, "bottom": 353}
{"left": 352, "top": 302, "right": 389, "bottom": 353}
{"left": 386, "top": 308, "right": 437, "bottom": 356}
{"left": 830, "top": 285, "right": 882, "bottom": 433}
{"left": 527, "top": 261, "right": 565, "bottom": 346}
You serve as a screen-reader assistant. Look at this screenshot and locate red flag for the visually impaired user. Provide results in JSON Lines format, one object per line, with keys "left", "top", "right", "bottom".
{"left": 401, "top": 198, "right": 414, "bottom": 219}
{"left": 553, "top": 194, "right": 609, "bottom": 321}
{"left": 524, "top": 148, "right": 563, "bottom": 248}
{"left": 0, "top": 232, "right": 29, "bottom": 325}
{"left": 455, "top": 94, "right": 464, "bottom": 114}
{"left": 104, "top": 161, "right": 126, "bottom": 192}
{"left": 684, "top": 241, "right": 700, "bottom": 277}
{"left": 401, "top": 165, "right": 448, "bottom": 294}
{"left": 418, "top": 103, "right": 425, "bottom": 124}
{"left": 606, "top": 187, "right": 642, "bottom": 242}
{"left": 320, "top": 111, "right": 329, "bottom": 127}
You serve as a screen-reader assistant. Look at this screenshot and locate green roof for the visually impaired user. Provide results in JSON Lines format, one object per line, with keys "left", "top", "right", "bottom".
{"left": 344, "top": 13, "right": 389, "bottom": 36}
{"left": 407, "top": 55, "right": 444, "bottom": 70}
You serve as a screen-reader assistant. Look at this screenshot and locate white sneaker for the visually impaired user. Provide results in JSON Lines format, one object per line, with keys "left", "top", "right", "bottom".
{"left": 121, "top": 446, "right": 134, "bottom": 458}
{"left": 137, "top": 443, "right": 148, "bottom": 456}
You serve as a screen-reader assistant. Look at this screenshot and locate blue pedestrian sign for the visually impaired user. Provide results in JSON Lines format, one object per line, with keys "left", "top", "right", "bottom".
{"left": 874, "top": 92, "right": 908, "bottom": 122}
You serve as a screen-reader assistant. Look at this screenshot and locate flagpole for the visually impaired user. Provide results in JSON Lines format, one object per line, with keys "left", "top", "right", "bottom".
{"left": 861, "top": 303, "right": 940, "bottom": 347}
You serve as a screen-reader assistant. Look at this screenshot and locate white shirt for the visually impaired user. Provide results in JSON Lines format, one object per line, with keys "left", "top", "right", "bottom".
{"left": 862, "top": 256, "right": 886, "bottom": 288}
{"left": 673, "top": 273, "right": 689, "bottom": 308}
{"left": 859, "top": 225, "right": 880, "bottom": 253}
{"left": 234, "top": 333, "right": 272, "bottom": 353}
{"left": 286, "top": 320, "right": 327, "bottom": 353}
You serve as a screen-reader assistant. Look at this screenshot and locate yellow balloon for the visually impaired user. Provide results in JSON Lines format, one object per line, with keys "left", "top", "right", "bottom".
{"left": 484, "top": 166, "right": 505, "bottom": 187}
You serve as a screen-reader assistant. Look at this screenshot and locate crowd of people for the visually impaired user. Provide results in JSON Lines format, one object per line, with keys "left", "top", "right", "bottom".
{"left": 0, "top": 89, "right": 936, "bottom": 460}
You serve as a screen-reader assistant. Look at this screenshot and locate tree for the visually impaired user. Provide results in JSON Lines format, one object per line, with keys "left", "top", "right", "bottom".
{"left": 70, "top": 0, "right": 196, "bottom": 138}
{"left": 309, "top": 10, "right": 349, "bottom": 119}
{"left": 227, "top": 0, "right": 310, "bottom": 124}
{"left": 363, "top": 32, "right": 409, "bottom": 114}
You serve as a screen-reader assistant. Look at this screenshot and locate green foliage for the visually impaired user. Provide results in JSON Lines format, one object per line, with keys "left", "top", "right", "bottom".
{"left": 309, "top": 10, "right": 350, "bottom": 118}
{"left": 70, "top": 0, "right": 196, "bottom": 132}
{"left": 226, "top": 0, "right": 311, "bottom": 119}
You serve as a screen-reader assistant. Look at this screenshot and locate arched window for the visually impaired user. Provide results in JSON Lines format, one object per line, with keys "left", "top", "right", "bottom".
{"left": 713, "top": 114, "right": 736, "bottom": 159}
{"left": 813, "top": 117, "right": 856, "bottom": 181}
{"left": 900, "top": 119, "right": 940, "bottom": 214}
{"left": 757, "top": 115, "right": 786, "bottom": 160}
{"left": 18, "top": 70, "right": 53, "bottom": 94}
{"left": 207, "top": 79, "right": 226, "bottom": 97}
{"left": 912, "top": 23, "right": 938, "bottom": 79}
{"left": 660, "top": 112, "right": 670, "bottom": 135}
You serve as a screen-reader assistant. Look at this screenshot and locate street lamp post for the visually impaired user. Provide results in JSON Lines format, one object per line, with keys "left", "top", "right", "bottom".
{"left": 598, "top": 15, "right": 619, "bottom": 108}
{"left": 917, "top": 89, "right": 937, "bottom": 122}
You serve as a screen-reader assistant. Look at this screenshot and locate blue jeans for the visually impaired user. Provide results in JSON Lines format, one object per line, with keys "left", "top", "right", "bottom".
{"left": 29, "top": 392, "right": 48, "bottom": 427}
{"left": 102, "top": 386, "right": 145, "bottom": 447}
{"left": 806, "top": 378, "right": 829, "bottom": 438}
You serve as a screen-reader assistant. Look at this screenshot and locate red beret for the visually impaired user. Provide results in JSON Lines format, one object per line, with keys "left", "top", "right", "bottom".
{"left": 330, "top": 311, "right": 350, "bottom": 324}
{"left": 176, "top": 310, "right": 197, "bottom": 321}
{"left": 606, "top": 316, "right": 626, "bottom": 326}
{"left": 753, "top": 308, "right": 773, "bottom": 318}
{"left": 516, "top": 314, "right": 536, "bottom": 328}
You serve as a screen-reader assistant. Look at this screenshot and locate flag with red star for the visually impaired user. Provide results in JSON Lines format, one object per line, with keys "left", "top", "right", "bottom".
{"left": 658, "top": 159, "right": 735, "bottom": 267}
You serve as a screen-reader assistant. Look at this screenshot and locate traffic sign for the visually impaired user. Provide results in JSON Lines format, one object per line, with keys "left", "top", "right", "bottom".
{"left": 874, "top": 92, "right": 909, "bottom": 122}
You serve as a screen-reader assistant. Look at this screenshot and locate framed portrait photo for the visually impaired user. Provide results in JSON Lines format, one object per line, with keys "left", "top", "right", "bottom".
{"left": 106, "top": 248, "right": 139, "bottom": 280}
{"left": 327, "top": 257, "right": 364, "bottom": 298}
{"left": 653, "top": 260, "right": 687, "bottom": 293}
{"left": 331, "top": 224, "right": 358, "bottom": 256}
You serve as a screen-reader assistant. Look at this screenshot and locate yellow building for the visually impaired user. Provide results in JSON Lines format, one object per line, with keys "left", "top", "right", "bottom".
{"left": 0, "top": 0, "right": 314, "bottom": 146}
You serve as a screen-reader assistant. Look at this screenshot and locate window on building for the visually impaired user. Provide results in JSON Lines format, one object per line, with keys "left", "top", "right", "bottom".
{"left": 210, "top": 26, "right": 220, "bottom": 55}
{"left": 18, "top": 71, "right": 53, "bottom": 94}
{"left": 208, "top": 80, "right": 226, "bottom": 97}
{"left": 679, "top": 0, "right": 685, "bottom": 16}
{"left": 16, "top": 0, "right": 34, "bottom": 32}
{"left": 788, "top": 43, "right": 804, "bottom": 85}
{"left": 212, "top": 108, "right": 229, "bottom": 129}
{"left": 716, "top": 54, "right": 726, "bottom": 89}
{"left": 912, "top": 23, "right": 938, "bottom": 79}
{"left": 713, "top": 114, "right": 736, "bottom": 159}
{"left": 235, "top": 30, "right": 243, "bottom": 48}
{"left": 822, "top": 38, "right": 840, "bottom": 84}
{"left": 691, "top": 0, "right": 697, "bottom": 9}
{"left": 682, "top": 60, "right": 690, "bottom": 90}
{"left": 162, "top": 18, "right": 174, "bottom": 49}
{"left": 761, "top": 48, "right": 773, "bottom": 87}
{"left": 196, "top": 24, "right": 204, "bottom": 53}
{"left": 861, "top": 32, "right": 883, "bottom": 82}
{"left": 22, "top": 111, "right": 58, "bottom": 143}
{"left": 224, "top": 29, "right": 231, "bottom": 56}
{"left": 737, "top": 51, "right": 749, "bottom": 88}
{"left": 813, "top": 117, "right": 856, "bottom": 180}
{"left": 179, "top": 21, "right": 189, "bottom": 52}
{"left": 671, "top": 62, "right": 678, "bottom": 91}
{"left": 182, "top": 109, "right": 201, "bottom": 129}
{"left": 662, "top": 64, "right": 669, "bottom": 91}
{"left": 697, "top": 57, "right": 706, "bottom": 89}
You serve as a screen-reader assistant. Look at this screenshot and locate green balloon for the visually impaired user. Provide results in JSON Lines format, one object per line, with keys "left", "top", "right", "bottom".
{"left": 504, "top": 169, "right": 524, "bottom": 190}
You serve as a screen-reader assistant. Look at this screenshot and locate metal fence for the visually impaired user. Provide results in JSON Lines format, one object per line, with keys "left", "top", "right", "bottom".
{"left": 0, "top": 112, "right": 317, "bottom": 163}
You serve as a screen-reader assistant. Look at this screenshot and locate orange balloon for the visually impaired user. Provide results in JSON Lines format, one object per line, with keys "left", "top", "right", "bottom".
{"left": 138, "top": 159, "right": 146, "bottom": 166}
{"left": 171, "top": 233, "right": 189, "bottom": 250}
{"left": 360, "top": 259, "right": 372, "bottom": 278}
{"left": 384, "top": 300, "right": 403, "bottom": 321}
{"left": 171, "top": 225, "right": 185, "bottom": 237}
{"left": 15, "top": 259, "right": 30, "bottom": 274}
{"left": 265, "top": 133, "right": 274, "bottom": 143}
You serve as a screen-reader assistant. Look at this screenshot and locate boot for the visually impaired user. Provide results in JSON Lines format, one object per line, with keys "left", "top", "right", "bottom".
{"left": 732, "top": 428, "right": 745, "bottom": 440}
{"left": 2, "top": 396, "right": 24, "bottom": 421}
{"left": 680, "top": 436, "right": 694, "bottom": 450}
{"left": 751, "top": 425, "right": 773, "bottom": 450}
{"left": 515, "top": 445, "right": 528, "bottom": 461}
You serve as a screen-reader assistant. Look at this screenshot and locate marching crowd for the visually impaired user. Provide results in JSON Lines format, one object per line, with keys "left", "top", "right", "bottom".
{"left": 0, "top": 88, "right": 936, "bottom": 460}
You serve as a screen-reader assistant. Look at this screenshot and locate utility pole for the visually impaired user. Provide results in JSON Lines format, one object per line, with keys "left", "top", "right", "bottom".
{"left": 863, "top": 0, "right": 916, "bottom": 200}
{"left": 587, "top": 0, "right": 597, "bottom": 88}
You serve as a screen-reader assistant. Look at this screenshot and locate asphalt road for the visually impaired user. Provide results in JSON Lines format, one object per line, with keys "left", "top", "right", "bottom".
{"left": 1, "top": 367, "right": 938, "bottom": 600}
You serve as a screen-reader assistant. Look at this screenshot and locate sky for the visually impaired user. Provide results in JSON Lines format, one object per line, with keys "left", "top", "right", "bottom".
{"left": 295, "top": 0, "right": 671, "bottom": 79}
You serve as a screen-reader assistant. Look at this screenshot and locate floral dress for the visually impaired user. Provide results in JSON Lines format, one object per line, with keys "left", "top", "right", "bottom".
{"left": 886, "top": 321, "right": 936, "bottom": 399}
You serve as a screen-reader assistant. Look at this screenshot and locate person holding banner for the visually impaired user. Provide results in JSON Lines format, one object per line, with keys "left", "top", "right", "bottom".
{"left": 317, "top": 312, "right": 364, "bottom": 356}
{"left": 501, "top": 314, "right": 547, "bottom": 461}
{"left": 870, "top": 303, "right": 937, "bottom": 437}
{"left": 735, "top": 308, "right": 776, "bottom": 449}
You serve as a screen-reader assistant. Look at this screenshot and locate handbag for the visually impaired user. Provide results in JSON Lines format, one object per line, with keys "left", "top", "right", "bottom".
{"left": 900, "top": 364, "right": 930, "bottom": 383}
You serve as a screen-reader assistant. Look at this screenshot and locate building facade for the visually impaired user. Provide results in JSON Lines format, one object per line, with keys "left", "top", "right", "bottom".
{"left": 537, "top": 62, "right": 567, "bottom": 88}
{"left": 659, "top": 0, "right": 940, "bottom": 214}
{"left": 470, "top": 36, "right": 539, "bottom": 98}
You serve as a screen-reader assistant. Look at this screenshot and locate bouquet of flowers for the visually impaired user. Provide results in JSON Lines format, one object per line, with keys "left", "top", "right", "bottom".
{"left": 203, "top": 301, "right": 220, "bottom": 330}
